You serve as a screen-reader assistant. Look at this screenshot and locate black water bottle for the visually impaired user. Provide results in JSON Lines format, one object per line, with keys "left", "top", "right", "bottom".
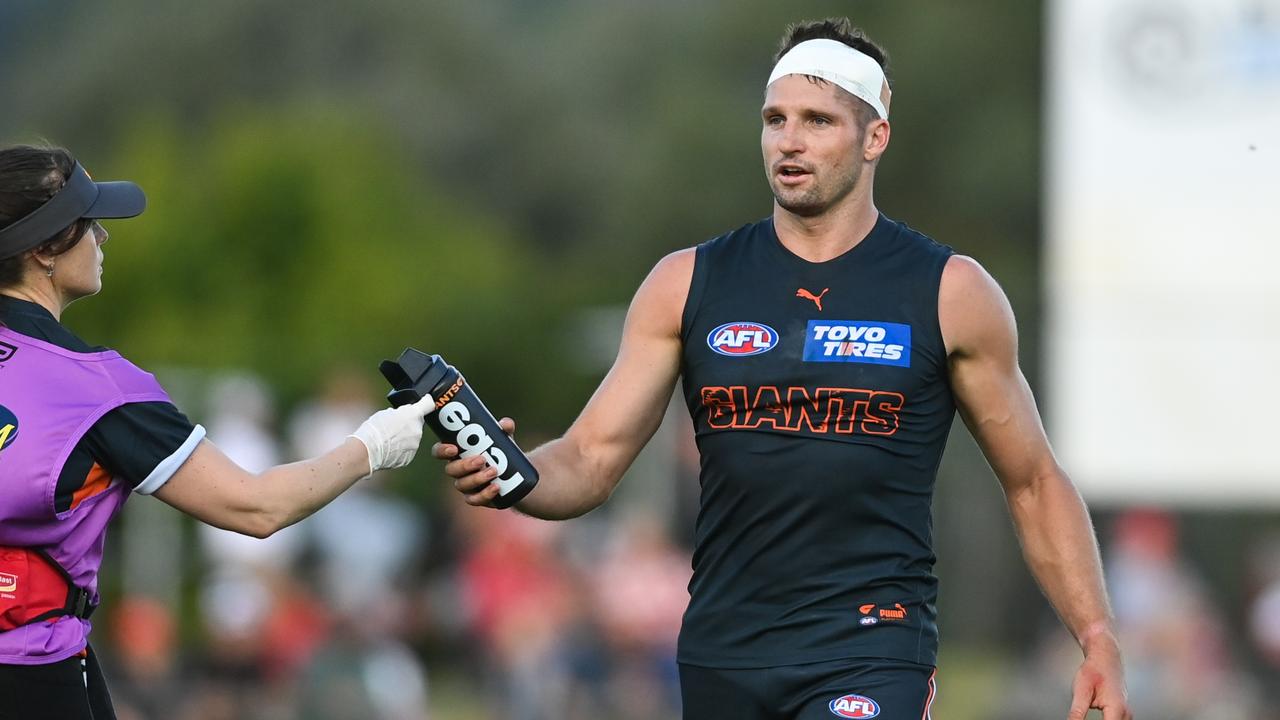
{"left": 379, "top": 348, "right": 539, "bottom": 509}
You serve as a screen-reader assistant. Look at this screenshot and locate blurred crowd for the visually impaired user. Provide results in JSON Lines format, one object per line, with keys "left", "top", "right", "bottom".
{"left": 97, "top": 369, "right": 693, "bottom": 720}
{"left": 997, "top": 509, "right": 1280, "bottom": 720}
{"left": 91, "top": 370, "right": 1280, "bottom": 720}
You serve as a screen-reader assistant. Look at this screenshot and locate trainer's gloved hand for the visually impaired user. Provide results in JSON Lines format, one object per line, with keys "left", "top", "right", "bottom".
{"left": 349, "top": 395, "right": 436, "bottom": 475}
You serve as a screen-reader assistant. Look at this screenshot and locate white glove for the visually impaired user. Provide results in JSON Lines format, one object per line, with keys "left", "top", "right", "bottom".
{"left": 349, "top": 395, "right": 436, "bottom": 475}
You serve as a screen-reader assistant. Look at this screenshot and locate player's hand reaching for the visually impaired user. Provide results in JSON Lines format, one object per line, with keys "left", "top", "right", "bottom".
{"left": 1068, "top": 634, "right": 1132, "bottom": 720}
{"left": 433, "top": 416, "right": 517, "bottom": 507}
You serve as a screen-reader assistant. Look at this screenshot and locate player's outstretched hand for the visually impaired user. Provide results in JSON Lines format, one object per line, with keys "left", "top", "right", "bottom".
{"left": 1068, "top": 636, "right": 1132, "bottom": 720}
{"left": 432, "top": 417, "right": 516, "bottom": 507}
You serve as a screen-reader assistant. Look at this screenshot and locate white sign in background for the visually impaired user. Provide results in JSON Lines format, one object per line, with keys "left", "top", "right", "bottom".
{"left": 1047, "top": 0, "right": 1280, "bottom": 504}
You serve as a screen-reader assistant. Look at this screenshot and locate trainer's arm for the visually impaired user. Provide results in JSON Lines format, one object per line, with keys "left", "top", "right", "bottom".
{"left": 154, "top": 438, "right": 370, "bottom": 538}
{"left": 441, "top": 249, "right": 691, "bottom": 520}
{"left": 155, "top": 396, "right": 435, "bottom": 538}
{"left": 941, "top": 256, "right": 1131, "bottom": 720}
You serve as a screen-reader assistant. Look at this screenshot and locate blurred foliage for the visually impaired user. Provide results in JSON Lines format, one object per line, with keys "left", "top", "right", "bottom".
{"left": 72, "top": 108, "right": 555, "bottom": 407}
{"left": 0, "top": 0, "right": 1045, "bottom": 402}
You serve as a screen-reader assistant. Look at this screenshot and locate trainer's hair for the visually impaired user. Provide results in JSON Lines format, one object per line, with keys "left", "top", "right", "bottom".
{"left": 0, "top": 145, "right": 92, "bottom": 289}
{"left": 774, "top": 18, "right": 890, "bottom": 128}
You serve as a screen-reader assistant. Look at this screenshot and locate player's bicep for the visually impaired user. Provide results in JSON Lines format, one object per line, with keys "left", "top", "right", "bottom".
{"left": 566, "top": 250, "right": 692, "bottom": 478}
{"left": 942, "top": 256, "right": 1059, "bottom": 489}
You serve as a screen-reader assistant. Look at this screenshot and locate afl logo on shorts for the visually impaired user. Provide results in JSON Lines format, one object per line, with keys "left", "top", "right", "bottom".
{"left": 0, "top": 404, "right": 18, "bottom": 453}
{"left": 0, "top": 341, "right": 16, "bottom": 363}
{"left": 707, "top": 322, "right": 778, "bottom": 357}
{"left": 829, "top": 694, "right": 880, "bottom": 718}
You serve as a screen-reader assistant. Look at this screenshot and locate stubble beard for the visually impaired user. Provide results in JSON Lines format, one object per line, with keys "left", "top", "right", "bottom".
{"left": 772, "top": 161, "right": 862, "bottom": 218}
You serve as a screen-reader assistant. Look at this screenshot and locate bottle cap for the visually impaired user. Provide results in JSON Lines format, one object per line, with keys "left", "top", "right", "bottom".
{"left": 379, "top": 348, "right": 450, "bottom": 407}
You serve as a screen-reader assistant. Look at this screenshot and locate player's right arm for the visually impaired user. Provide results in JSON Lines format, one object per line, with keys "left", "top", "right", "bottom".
{"left": 436, "top": 249, "right": 693, "bottom": 520}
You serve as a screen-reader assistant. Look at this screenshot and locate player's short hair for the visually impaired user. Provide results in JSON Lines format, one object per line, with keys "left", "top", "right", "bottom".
{"left": 0, "top": 145, "right": 93, "bottom": 288}
{"left": 774, "top": 18, "right": 891, "bottom": 128}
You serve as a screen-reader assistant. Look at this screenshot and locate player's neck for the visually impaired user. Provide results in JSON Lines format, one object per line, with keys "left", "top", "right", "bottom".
{"left": 773, "top": 189, "right": 879, "bottom": 263}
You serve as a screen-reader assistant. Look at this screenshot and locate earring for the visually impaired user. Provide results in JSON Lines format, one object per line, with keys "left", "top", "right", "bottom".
{"left": 45, "top": 264, "right": 55, "bottom": 278}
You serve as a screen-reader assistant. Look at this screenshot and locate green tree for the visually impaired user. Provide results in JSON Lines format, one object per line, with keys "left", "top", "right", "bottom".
{"left": 65, "top": 106, "right": 547, "bottom": 409}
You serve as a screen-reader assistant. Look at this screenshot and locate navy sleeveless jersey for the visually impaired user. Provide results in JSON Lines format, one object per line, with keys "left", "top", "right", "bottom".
{"left": 677, "top": 213, "right": 955, "bottom": 668}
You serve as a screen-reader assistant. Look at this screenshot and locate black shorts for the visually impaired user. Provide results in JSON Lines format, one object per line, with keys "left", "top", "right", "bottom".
{"left": 680, "top": 657, "right": 937, "bottom": 720}
{"left": 0, "top": 646, "right": 116, "bottom": 720}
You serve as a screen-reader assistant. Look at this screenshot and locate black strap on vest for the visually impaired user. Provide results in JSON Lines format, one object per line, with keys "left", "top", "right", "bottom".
{"left": 26, "top": 548, "right": 97, "bottom": 622}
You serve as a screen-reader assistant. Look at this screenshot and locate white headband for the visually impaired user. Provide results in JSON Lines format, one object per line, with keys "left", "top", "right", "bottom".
{"left": 767, "top": 39, "right": 889, "bottom": 120}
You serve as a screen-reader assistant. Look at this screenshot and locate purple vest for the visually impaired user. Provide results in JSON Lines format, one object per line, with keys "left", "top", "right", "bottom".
{"left": 0, "top": 326, "right": 171, "bottom": 664}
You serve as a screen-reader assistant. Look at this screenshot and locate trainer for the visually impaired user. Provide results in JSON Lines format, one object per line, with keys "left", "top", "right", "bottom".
{"left": 0, "top": 144, "right": 435, "bottom": 720}
{"left": 436, "top": 18, "right": 1132, "bottom": 720}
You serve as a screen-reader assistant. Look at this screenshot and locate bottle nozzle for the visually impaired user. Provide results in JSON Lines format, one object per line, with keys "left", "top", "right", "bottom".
{"left": 379, "top": 359, "right": 413, "bottom": 390}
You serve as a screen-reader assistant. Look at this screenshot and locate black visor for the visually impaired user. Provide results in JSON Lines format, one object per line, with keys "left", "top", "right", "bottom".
{"left": 0, "top": 163, "right": 145, "bottom": 260}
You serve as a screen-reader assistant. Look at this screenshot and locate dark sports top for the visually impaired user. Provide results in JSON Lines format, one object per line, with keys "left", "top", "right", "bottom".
{"left": 676, "top": 214, "right": 955, "bottom": 668}
{"left": 0, "top": 295, "right": 197, "bottom": 505}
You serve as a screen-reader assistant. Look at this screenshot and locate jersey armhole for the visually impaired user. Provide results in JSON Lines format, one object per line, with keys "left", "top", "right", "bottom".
{"left": 679, "top": 242, "right": 712, "bottom": 344}
{"left": 932, "top": 247, "right": 958, "bottom": 363}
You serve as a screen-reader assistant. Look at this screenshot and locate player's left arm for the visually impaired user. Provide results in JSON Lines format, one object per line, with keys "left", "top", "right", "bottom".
{"left": 940, "top": 255, "right": 1132, "bottom": 720}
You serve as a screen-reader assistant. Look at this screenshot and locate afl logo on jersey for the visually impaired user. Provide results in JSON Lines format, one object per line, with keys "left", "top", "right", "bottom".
{"left": 829, "top": 694, "right": 880, "bottom": 718}
{"left": 707, "top": 322, "right": 778, "bottom": 357}
{"left": 0, "top": 404, "right": 18, "bottom": 454}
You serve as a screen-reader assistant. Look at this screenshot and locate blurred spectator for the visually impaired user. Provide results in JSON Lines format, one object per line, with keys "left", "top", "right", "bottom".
{"left": 199, "top": 372, "right": 306, "bottom": 572}
{"left": 998, "top": 508, "right": 1261, "bottom": 719}
{"left": 590, "top": 511, "right": 690, "bottom": 719}
{"left": 289, "top": 367, "right": 431, "bottom": 719}
{"left": 1106, "top": 509, "right": 1252, "bottom": 718}
{"left": 189, "top": 565, "right": 330, "bottom": 720}
{"left": 186, "top": 372, "right": 321, "bottom": 719}
{"left": 296, "top": 611, "right": 430, "bottom": 720}
{"left": 287, "top": 367, "right": 426, "bottom": 612}
{"left": 1247, "top": 532, "right": 1280, "bottom": 711}
{"left": 306, "top": 484, "right": 424, "bottom": 617}
{"left": 455, "top": 506, "right": 579, "bottom": 719}
{"left": 102, "top": 595, "right": 183, "bottom": 720}
{"left": 448, "top": 503, "right": 694, "bottom": 720}
{"left": 287, "top": 367, "right": 378, "bottom": 462}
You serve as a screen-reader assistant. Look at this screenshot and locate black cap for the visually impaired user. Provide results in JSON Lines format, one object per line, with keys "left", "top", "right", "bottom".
{"left": 380, "top": 348, "right": 450, "bottom": 408}
{"left": 0, "top": 163, "right": 145, "bottom": 260}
